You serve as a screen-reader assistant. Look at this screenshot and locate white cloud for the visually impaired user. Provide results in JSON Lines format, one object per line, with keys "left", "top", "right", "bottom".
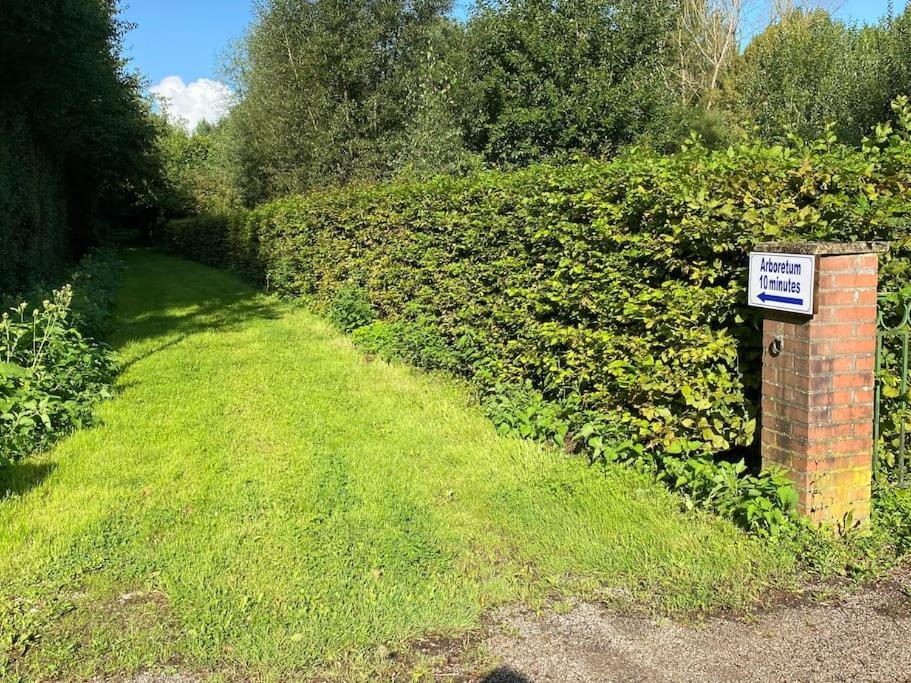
{"left": 151, "top": 76, "right": 233, "bottom": 131}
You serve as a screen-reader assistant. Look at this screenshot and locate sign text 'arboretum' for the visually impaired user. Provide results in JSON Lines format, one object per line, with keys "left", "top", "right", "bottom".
{"left": 748, "top": 252, "right": 816, "bottom": 315}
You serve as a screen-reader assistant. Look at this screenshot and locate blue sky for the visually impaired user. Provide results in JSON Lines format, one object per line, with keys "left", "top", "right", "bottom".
{"left": 121, "top": 1, "right": 253, "bottom": 86}
{"left": 121, "top": 0, "right": 473, "bottom": 86}
{"left": 123, "top": 0, "right": 898, "bottom": 129}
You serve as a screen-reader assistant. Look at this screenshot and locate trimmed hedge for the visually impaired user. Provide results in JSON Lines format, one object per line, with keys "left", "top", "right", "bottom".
{"left": 166, "top": 100, "right": 911, "bottom": 465}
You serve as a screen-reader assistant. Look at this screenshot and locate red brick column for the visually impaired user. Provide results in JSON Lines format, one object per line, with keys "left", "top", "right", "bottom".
{"left": 760, "top": 243, "right": 882, "bottom": 526}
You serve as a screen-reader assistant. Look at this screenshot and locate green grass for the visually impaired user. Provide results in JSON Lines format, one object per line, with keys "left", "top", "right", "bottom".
{"left": 0, "top": 251, "right": 797, "bottom": 680}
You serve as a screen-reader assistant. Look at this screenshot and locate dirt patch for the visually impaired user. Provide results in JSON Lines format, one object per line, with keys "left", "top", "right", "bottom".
{"left": 466, "top": 567, "right": 911, "bottom": 682}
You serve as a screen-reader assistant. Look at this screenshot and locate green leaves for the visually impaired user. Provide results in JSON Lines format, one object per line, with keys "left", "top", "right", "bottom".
{"left": 168, "top": 107, "right": 911, "bottom": 460}
{"left": 0, "top": 362, "right": 26, "bottom": 379}
{"left": 166, "top": 105, "right": 911, "bottom": 533}
{"left": 0, "top": 253, "right": 121, "bottom": 466}
{"left": 462, "top": 0, "right": 678, "bottom": 165}
{"left": 658, "top": 457, "right": 799, "bottom": 537}
{"left": 2, "top": 1, "right": 158, "bottom": 295}
{"left": 729, "top": 10, "right": 911, "bottom": 149}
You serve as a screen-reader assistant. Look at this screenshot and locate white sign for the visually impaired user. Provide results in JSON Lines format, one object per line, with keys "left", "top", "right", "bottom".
{"left": 748, "top": 252, "right": 816, "bottom": 315}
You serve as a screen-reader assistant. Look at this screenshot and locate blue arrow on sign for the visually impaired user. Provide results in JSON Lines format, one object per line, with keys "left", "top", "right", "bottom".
{"left": 758, "top": 292, "right": 803, "bottom": 306}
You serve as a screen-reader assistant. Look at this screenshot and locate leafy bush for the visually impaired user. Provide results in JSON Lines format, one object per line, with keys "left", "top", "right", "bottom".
{"left": 164, "top": 100, "right": 911, "bottom": 534}
{"left": 0, "top": 289, "right": 117, "bottom": 465}
{"left": 0, "top": 111, "right": 68, "bottom": 294}
{"left": 1, "top": 248, "right": 124, "bottom": 340}
{"left": 872, "top": 482, "right": 911, "bottom": 555}
{"left": 351, "top": 317, "right": 467, "bottom": 372}
{"left": 1, "top": 0, "right": 158, "bottom": 295}
{"left": 728, "top": 9, "right": 911, "bottom": 146}
{"left": 329, "top": 285, "right": 376, "bottom": 333}
{"left": 460, "top": 0, "right": 678, "bottom": 164}
{"left": 163, "top": 213, "right": 261, "bottom": 284}
{"left": 0, "top": 250, "right": 122, "bottom": 466}
{"left": 659, "top": 457, "right": 798, "bottom": 536}
{"left": 66, "top": 248, "right": 124, "bottom": 339}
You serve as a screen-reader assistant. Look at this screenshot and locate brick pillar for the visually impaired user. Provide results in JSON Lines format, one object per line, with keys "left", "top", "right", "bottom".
{"left": 760, "top": 242, "right": 883, "bottom": 526}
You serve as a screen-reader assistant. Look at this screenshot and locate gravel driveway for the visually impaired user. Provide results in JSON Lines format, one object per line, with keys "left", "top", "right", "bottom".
{"left": 476, "top": 568, "right": 911, "bottom": 682}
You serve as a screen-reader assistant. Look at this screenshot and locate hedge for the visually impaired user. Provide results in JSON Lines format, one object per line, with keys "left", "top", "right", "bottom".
{"left": 0, "top": 108, "right": 70, "bottom": 294}
{"left": 165, "top": 99, "right": 911, "bottom": 464}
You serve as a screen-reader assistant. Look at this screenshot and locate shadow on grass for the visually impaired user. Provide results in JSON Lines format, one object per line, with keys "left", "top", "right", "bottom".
{"left": 112, "top": 250, "right": 285, "bottom": 353}
{"left": 118, "top": 334, "right": 188, "bottom": 373}
{"left": 1, "top": 461, "right": 57, "bottom": 499}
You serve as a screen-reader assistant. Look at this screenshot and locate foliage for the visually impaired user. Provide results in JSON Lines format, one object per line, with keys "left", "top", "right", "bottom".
{"left": 165, "top": 101, "right": 911, "bottom": 534}
{"left": 329, "top": 285, "right": 377, "bottom": 333}
{"left": 0, "top": 0, "right": 159, "bottom": 293}
{"left": 166, "top": 100, "right": 911, "bottom": 455}
{"left": 0, "top": 114, "right": 69, "bottom": 296}
{"left": 0, "top": 252, "right": 796, "bottom": 679}
{"left": 65, "top": 248, "right": 125, "bottom": 340}
{"left": 873, "top": 284, "right": 911, "bottom": 480}
{"left": 658, "top": 457, "right": 797, "bottom": 536}
{"left": 476, "top": 379, "right": 797, "bottom": 536}
{"left": 173, "top": 3, "right": 911, "bottom": 209}
{"left": 872, "top": 481, "right": 911, "bottom": 556}
{"left": 727, "top": 8, "right": 911, "bottom": 144}
{"left": 392, "top": 17, "right": 483, "bottom": 179}
{"left": 223, "top": 0, "right": 465, "bottom": 203}
{"left": 459, "top": 0, "right": 679, "bottom": 164}
{"left": 152, "top": 116, "right": 243, "bottom": 218}
{"left": 0, "top": 291, "right": 117, "bottom": 466}
{"left": 865, "top": 99, "right": 911, "bottom": 484}
{"left": 164, "top": 213, "right": 262, "bottom": 285}
{"left": 205, "top": 0, "right": 713, "bottom": 202}
{"left": 0, "top": 250, "right": 122, "bottom": 465}
{"left": 353, "top": 318, "right": 469, "bottom": 372}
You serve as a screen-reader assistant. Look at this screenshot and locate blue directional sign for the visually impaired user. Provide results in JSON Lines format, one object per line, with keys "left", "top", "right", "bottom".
{"left": 748, "top": 252, "right": 816, "bottom": 315}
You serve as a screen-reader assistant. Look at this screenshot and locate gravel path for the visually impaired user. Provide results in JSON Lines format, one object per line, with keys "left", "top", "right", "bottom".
{"left": 477, "top": 568, "right": 911, "bottom": 683}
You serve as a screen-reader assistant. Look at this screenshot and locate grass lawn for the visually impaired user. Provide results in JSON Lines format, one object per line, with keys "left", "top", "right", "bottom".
{"left": 0, "top": 251, "right": 797, "bottom": 681}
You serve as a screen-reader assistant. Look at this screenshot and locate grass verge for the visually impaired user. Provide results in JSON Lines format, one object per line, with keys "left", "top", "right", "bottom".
{"left": 0, "top": 251, "right": 797, "bottom": 680}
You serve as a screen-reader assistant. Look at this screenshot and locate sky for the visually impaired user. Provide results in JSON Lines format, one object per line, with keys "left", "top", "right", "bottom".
{"left": 121, "top": 0, "right": 898, "bottom": 131}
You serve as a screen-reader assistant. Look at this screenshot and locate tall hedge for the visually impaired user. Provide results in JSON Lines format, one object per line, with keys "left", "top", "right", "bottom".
{"left": 165, "top": 100, "right": 911, "bottom": 457}
{"left": 0, "top": 109, "right": 69, "bottom": 294}
{"left": 0, "top": 0, "right": 157, "bottom": 295}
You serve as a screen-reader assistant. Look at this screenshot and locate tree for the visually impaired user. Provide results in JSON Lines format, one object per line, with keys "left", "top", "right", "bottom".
{"left": 0, "top": 0, "right": 158, "bottom": 292}
{"left": 457, "top": 0, "right": 680, "bottom": 165}
{"left": 726, "top": 7, "right": 911, "bottom": 143}
{"left": 224, "top": 0, "right": 460, "bottom": 203}
{"left": 152, "top": 116, "right": 243, "bottom": 217}
{"left": 672, "top": 0, "right": 746, "bottom": 110}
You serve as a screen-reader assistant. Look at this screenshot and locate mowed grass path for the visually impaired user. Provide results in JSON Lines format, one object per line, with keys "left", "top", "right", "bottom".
{"left": 1, "top": 252, "right": 795, "bottom": 680}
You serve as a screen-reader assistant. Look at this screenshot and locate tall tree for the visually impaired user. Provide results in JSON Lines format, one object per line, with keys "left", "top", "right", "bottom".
{"left": 0, "top": 0, "right": 157, "bottom": 292}
{"left": 672, "top": 0, "right": 745, "bottom": 109}
{"left": 226, "top": 0, "right": 458, "bottom": 203}
{"left": 153, "top": 117, "right": 243, "bottom": 218}
{"left": 457, "top": 0, "right": 680, "bottom": 164}
{"left": 726, "top": 8, "right": 911, "bottom": 143}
